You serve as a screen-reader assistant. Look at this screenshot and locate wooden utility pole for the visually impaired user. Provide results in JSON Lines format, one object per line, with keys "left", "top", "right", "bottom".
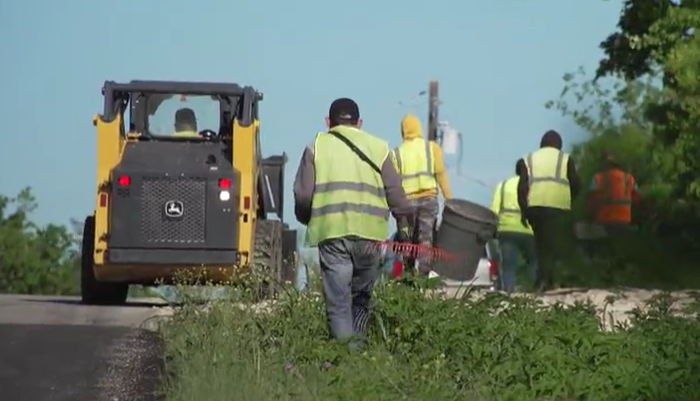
{"left": 427, "top": 80, "right": 440, "bottom": 144}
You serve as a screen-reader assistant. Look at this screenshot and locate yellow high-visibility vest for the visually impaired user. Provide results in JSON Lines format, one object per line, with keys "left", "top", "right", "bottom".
{"left": 393, "top": 138, "right": 438, "bottom": 195}
{"left": 172, "top": 130, "right": 200, "bottom": 137}
{"left": 491, "top": 176, "right": 533, "bottom": 235}
{"left": 523, "top": 147, "right": 571, "bottom": 210}
{"left": 305, "top": 126, "right": 391, "bottom": 247}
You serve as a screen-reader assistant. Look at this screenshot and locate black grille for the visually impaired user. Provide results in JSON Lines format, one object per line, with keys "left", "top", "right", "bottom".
{"left": 139, "top": 177, "right": 206, "bottom": 244}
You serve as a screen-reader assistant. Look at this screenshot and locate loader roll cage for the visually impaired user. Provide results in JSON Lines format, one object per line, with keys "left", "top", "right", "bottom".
{"left": 98, "top": 80, "right": 286, "bottom": 219}
{"left": 99, "top": 80, "right": 264, "bottom": 138}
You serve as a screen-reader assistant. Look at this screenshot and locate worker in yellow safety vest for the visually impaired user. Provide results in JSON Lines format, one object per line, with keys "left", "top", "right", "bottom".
{"left": 515, "top": 130, "right": 581, "bottom": 292}
{"left": 293, "top": 98, "right": 414, "bottom": 351}
{"left": 393, "top": 114, "right": 452, "bottom": 271}
{"left": 171, "top": 108, "right": 201, "bottom": 137}
{"left": 491, "top": 173, "right": 537, "bottom": 292}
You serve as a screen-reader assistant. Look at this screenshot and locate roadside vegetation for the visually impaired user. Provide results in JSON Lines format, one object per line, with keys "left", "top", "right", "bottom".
{"left": 160, "top": 277, "right": 700, "bottom": 401}
{"left": 160, "top": 2, "right": 700, "bottom": 400}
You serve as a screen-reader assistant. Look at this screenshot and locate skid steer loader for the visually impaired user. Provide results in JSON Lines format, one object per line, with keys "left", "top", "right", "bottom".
{"left": 81, "top": 80, "right": 298, "bottom": 305}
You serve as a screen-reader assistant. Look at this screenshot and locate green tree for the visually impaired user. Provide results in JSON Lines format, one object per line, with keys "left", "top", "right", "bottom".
{"left": 0, "top": 188, "right": 80, "bottom": 295}
{"left": 596, "top": 0, "right": 700, "bottom": 206}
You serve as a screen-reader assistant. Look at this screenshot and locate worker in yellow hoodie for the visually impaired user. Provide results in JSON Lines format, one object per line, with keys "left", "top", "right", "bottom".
{"left": 393, "top": 114, "right": 452, "bottom": 272}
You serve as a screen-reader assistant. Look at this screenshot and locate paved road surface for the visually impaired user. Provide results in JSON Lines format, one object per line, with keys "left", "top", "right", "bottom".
{"left": 0, "top": 295, "right": 172, "bottom": 401}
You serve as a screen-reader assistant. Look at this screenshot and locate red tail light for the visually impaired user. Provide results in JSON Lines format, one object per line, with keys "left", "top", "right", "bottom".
{"left": 218, "top": 178, "right": 231, "bottom": 188}
{"left": 117, "top": 175, "right": 130, "bottom": 187}
{"left": 392, "top": 260, "right": 403, "bottom": 278}
{"left": 488, "top": 259, "right": 499, "bottom": 282}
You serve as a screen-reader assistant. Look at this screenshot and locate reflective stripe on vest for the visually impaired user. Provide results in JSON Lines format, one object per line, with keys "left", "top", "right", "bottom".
{"left": 524, "top": 148, "right": 571, "bottom": 210}
{"left": 499, "top": 178, "right": 519, "bottom": 216}
{"left": 496, "top": 177, "right": 533, "bottom": 234}
{"left": 311, "top": 182, "right": 388, "bottom": 218}
{"left": 305, "top": 126, "right": 390, "bottom": 246}
{"left": 394, "top": 138, "right": 437, "bottom": 194}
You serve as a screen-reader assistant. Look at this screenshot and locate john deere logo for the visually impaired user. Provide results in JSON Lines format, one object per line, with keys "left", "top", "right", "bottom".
{"left": 164, "top": 201, "right": 184, "bottom": 218}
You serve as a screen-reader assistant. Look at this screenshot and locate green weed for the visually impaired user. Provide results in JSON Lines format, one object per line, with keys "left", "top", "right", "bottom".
{"left": 160, "top": 276, "right": 700, "bottom": 401}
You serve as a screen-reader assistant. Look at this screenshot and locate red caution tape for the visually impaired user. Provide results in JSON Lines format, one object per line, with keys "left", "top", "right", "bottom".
{"left": 371, "top": 241, "right": 465, "bottom": 263}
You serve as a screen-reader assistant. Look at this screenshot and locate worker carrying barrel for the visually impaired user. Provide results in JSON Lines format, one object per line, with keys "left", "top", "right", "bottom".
{"left": 587, "top": 152, "right": 641, "bottom": 232}
{"left": 393, "top": 114, "right": 452, "bottom": 272}
{"left": 516, "top": 130, "right": 581, "bottom": 292}
{"left": 491, "top": 170, "right": 537, "bottom": 292}
{"left": 293, "top": 98, "right": 414, "bottom": 350}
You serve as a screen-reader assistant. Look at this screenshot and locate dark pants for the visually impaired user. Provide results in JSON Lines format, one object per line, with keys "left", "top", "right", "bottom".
{"left": 407, "top": 195, "right": 439, "bottom": 273}
{"left": 526, "top": 206, "right": 573, "bottom": 291}
{"left": 499, "top": 232, "right": 538, "bottom": 292}
{"left": 318, "top": 237, "right": 381, "bottom": 350}
{"left": 591, "top": 222, "right": 635, "bottom": 261}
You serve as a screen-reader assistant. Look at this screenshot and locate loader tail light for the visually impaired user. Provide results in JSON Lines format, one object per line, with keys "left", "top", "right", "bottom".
{"left": 488, "top": 259, "right": 499, "bottom": 282}
{"left": 117, "top": 175, "right": 131, "bottom": 186}
{"left": 218, "top": 178, "right": 231, "bottom": 188}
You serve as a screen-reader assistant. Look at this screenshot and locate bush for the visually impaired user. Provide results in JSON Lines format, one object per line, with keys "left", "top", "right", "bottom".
{"left": 160, "top": 278, "right": 700, "bottom": 401}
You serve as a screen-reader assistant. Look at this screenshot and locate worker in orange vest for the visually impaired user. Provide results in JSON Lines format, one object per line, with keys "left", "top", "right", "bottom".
{"left": 587, "top": 152, "right": 641, "bottom": 235}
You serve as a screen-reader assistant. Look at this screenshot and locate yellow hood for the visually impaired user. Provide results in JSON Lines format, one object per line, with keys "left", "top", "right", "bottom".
{"left": 400, "top": 114, "right": 423, "bottom": 140}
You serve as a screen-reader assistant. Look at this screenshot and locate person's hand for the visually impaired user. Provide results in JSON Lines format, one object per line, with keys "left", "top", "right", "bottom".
{"left": 395, "top": 226, "right": 411, "bottom": 243}
{"left": 520, "top": 214, "right": 529, "bottom": 228}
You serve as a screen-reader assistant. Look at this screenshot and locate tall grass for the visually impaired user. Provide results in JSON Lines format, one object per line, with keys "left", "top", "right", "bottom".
{"left": 160, "top": 276, "right": 700, "bottom": 401}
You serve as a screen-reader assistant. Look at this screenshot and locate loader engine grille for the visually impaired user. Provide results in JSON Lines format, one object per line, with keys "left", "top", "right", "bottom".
{"left": 139, "top": 177, "right": 206, "bottom": 244}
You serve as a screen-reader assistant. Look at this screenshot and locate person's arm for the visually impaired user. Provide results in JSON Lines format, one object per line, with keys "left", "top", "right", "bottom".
{"left": 566, "top": 157, "right": 581, "bottom": 200}
{"left": 630, "top": 175, "right": 642, "bottom": 205}
{"left": 293, "top": 144, "right": 315, "bottom": 225}
{"left": 381, "top": 153, "right": 414, "bottom": 220}
{"left": 516, "top": 158, "right": 528, "bottom": 212}
{"left": 432, "top": 143, "right": 453, "bottom": 199}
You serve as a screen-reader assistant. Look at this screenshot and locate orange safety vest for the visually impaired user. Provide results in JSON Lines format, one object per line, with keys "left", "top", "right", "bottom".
{"left": 591, "top": 169, "right": 635, "bottom": 224}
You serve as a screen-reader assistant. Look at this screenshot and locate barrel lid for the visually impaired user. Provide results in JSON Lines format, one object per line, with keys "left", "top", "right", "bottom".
{"left": 444, "top": 198, "right": 498, "bottom": 225}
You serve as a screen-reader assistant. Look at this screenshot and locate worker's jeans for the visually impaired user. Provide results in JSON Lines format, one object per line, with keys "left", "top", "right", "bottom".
{"left": 408, "top": 195, "right": 439, "bottom": 244}
{"left": 318, "top": 236, "right": 381, "bottom": 350}
{"left": 499, "top": 232, "right": 538, "bottom": 292}
{"left": 407, "top": 195, "right": 439, "bottom": 273}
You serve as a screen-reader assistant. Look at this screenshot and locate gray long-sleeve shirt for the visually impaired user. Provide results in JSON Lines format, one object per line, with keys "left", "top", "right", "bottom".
{"left": 293, "top": 142, "right": 413, "bottom": 226}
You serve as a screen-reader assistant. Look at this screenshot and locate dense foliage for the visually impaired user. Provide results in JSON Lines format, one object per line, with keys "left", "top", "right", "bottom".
{"left": 0, "top": 187, "right": 81, "bottom": 295}
{"left": 588, "top": 0, "right": 700, "bottom": 222}
{"left": 541, "top": 1, "right": 700, "bottom": 286}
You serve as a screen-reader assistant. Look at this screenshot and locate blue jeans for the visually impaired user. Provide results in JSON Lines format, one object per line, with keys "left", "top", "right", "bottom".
{"left": 499, "top": 232, "right": 538, "bottom": 292}
{"left": 318, "top": 237, "right": 381, "bottom": 350}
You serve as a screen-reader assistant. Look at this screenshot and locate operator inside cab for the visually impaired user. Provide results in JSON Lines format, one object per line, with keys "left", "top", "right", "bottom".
{"left": 171, "top": 107, "right": 200, "bottom": 137}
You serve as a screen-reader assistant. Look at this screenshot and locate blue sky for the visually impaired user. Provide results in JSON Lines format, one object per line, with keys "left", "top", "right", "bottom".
{"left": 0, "top": 0, "right": 622, "bottom": 228}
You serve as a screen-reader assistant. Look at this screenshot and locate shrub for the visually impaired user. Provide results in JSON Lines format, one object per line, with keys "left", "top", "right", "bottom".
{"left": 160, "top": 277, "right": 700, "bottom": 401}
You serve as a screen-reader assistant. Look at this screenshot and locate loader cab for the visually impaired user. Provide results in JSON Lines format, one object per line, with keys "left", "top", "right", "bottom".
{"left": 94, "top": 80, "right": 287, "bottom": 268}
{"left": 102, "top": 81, "right": 257, "bottom": 142}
